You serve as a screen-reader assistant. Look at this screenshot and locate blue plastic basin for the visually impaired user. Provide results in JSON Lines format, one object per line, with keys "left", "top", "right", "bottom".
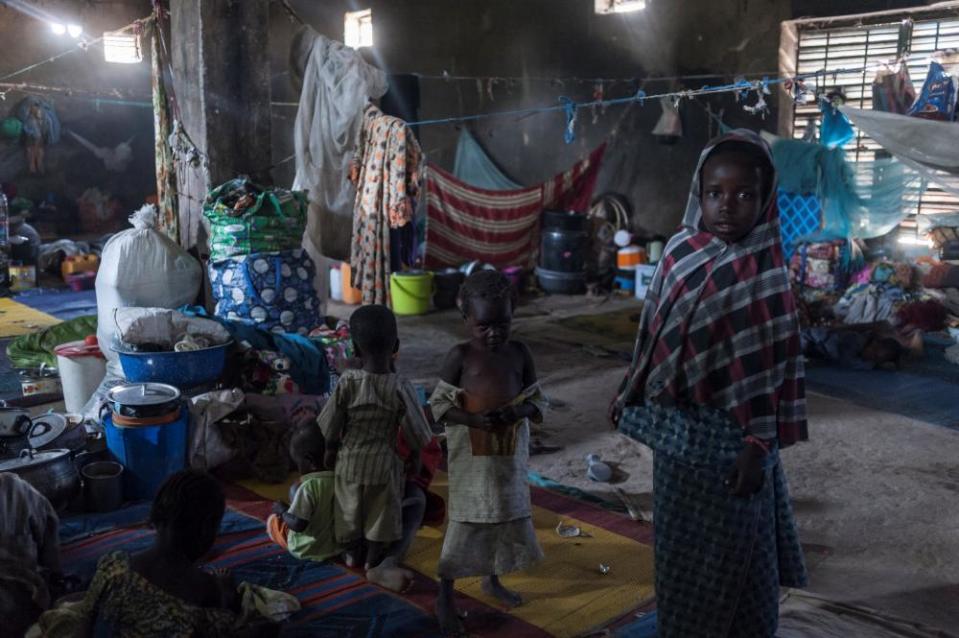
{"left": 115, "top": 342, "right": 232, "bottom": 388}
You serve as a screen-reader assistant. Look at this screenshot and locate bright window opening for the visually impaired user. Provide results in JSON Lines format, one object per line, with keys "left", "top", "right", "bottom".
{"left": 344, "top": 9, "right": 373, "bottom": 49}
{"left": 103, "top": 30, "right": 143, "bottom": 64}
{"left": 595, "top": 0, "right": 647, "bottom": 15}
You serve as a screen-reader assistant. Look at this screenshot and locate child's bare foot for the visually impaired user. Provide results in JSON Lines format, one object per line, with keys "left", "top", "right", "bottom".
{"left": 366, "top": 564, "right": 414, "bottom": 592}
{"left": 435, "top": 595, "right": 465, "bottom": 636}
{"left": 365, "top": 541, "right": 386, "bottom": 570}
{"left": 482, "top": 575, "right": 522, "bottom": 608}
{"left": 342, "top": 549, "right": 360, "bottom": 568}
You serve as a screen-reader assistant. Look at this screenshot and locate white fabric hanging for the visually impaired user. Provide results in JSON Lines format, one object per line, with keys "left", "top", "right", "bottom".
{"left": 292, "top": 29, "right": 388, "bottom": 262}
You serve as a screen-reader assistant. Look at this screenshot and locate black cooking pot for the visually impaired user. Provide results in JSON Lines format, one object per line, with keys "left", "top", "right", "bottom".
{"left": 0, "top": 407, "right": 35, "bottom": 457}
{"left": 0, "top": 448, "right": 81, "bottom": 511}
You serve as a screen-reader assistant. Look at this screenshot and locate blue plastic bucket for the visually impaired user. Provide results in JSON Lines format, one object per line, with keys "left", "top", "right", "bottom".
{"left": 104, "top": 408, "right": 188, "bottom": 501}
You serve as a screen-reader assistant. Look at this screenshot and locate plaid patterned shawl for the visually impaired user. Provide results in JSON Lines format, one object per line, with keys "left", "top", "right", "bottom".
{"left": 616, "top": 130, "right": 807, "bottom": 446}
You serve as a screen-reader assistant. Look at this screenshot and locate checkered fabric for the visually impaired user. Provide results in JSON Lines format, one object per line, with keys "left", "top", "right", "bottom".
{"left": 619, "top": 403, "right": 808, "bottom": 638}
{"left": 778, "top": 191, "right": 822, "bottom": 260}
{"left": 615, "top": 130, "right": 808, "bottom": 446}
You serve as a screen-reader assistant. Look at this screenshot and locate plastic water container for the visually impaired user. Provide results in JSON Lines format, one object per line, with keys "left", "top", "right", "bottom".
{"left": 647, "top": 240, "right": 665, "bottom": 264}
{"left": 104, "top": 408, "right": 188, "bottom": 501}
{"left": 635, "top": 264, "right": 656, "bottom": 300}
{"left": 341, "top": 263, "right": 362, "bottom": 305}
{"left": 617, "top": 246, "right": 644, "bottom": 269}
{"left": 55, "top": 341, "right": 107, "bottom": 413}
{"left": 329, "top": 264, "right": 343, "bottom": 301}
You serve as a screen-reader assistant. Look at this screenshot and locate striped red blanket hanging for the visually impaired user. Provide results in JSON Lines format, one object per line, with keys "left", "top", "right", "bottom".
{"left": 424, "top": 144, "right": 606, "bottom": 269}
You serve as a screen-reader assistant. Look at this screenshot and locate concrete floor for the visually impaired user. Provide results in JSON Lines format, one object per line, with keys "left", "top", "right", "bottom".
{"left": 365, "top": 294, "right": 959, "bottom": 633}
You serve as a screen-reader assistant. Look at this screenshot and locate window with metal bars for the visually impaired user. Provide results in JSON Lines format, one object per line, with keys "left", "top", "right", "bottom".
{"left": 790, "top": 14, "right": 959, "bottom": 235}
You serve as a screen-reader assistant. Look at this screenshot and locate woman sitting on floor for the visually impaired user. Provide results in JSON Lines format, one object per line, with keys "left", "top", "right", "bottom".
{"left": 33, "top": 470, "right": 277, "bottom": 638}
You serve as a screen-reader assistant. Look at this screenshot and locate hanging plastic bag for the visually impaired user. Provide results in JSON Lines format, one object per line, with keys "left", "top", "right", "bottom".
{"left": 819, "top": 99, "right": 855, "bottom": 149}
{"left": 95, "top": 205, "right": 202, "bottom": 377}
{"left": 652, "top": 97, "right": 683, "bottom": 145}
{"left": 907, "top": 61, "right": 957, "bottom": 121}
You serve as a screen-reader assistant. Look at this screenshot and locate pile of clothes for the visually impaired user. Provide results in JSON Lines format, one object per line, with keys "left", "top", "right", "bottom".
{"left": 796, "top": 252, "right": 959, "bottom": 369}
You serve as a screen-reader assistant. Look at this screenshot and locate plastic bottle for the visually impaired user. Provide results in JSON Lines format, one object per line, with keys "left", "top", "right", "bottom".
{"left": 0, "top": 192, "right": 9, "bottom": 291}
{"left": 0, "top": 192, "right": 8, "bottom": 247}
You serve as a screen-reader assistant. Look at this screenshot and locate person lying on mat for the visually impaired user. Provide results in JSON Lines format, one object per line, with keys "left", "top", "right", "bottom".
{"left": 0, "top": 473, "right": 65, "bottom": 637}
{"left": 610, "top": 130, "right": 808, "bottom": 638}
{"left": 430, "top": 270, "right": 548, "bottom": 636}
{"left": 41, "top": 471, "right": 277, "bottom": 638}
{"left": 268, "top": 422, "right": 340, "bottom": 562}
{"left": 318, "top": 305, "right": 433, "bottom": 571}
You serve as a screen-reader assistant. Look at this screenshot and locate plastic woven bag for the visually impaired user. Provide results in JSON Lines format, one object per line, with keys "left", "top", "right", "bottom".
{"left": 204, "top": 178, "right": 308, "bottom": 261}
{"left": 209, "top": 249, "right": 319, "bottom": 335}
{"left": 95, "top": 205, "right": 202, "bottom": 374}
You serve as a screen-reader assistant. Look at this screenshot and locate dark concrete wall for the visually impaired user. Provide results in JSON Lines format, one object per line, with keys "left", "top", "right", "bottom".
{"left": 0, "top": 0, "right": 940, "bottom": 239}
{"left": 270, "top": 0, "right": 795, "bottom": 237}
{"left": 0, "top": 0, "right": 153, "bottom": 235}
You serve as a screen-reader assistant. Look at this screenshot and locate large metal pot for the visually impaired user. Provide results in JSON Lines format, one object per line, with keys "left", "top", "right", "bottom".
{"left": 29, "top": 413, "right": 87, "bottom": 453}
{"left": 0, "top": 448, "right": 81, "bottom": 511}
{"left": 0, "top": 406, "right": 32, "bottom": 437}
{"left": 105, "top": 383, "right": 182, "bottom": 419}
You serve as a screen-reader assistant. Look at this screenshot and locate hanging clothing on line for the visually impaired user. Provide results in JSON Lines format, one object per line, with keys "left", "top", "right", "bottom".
{"left": 349, "top": 104, "right": 423, "bottom": 305}
{"left": 424, "top": 144, "right": 606, "bottom": 270}
{"left": 292, "top": 28, "right": 388, "bottom": 262}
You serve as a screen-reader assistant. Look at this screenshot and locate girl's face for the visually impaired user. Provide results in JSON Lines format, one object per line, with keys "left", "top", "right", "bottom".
{"left": 699, "top": 154, "right": 765, "bottom": 244}
{"left": 466, "top": 297, "right": 512, "bottom": 351}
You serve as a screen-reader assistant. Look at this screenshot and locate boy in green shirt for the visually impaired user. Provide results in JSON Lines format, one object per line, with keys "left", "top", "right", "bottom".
{"left": 267, "top": 423, "right": 340, "bottom": 562}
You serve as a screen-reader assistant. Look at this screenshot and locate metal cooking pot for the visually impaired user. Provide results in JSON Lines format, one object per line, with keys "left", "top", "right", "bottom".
{"left": 105, "top": 383, "right": 182, "bottom": 419}
{"left": 0, "top": 406, "right": 34, "bottom": 457}
{"left": 29, "top": 413, "right": 87, "bottom": 452}
{"left": 0, "top": 405, "right": 32, "bottom": 437}
{"left": 0, "top": 448, "right": 81, "bottom": 511}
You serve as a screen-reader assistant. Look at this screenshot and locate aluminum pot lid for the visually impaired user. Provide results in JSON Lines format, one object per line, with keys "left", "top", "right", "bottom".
{"left": 28, "top": 413, "right": 68, "bottom": 448}
{"left": 106, "top": 383, "right": 181, "bottom": 407}
{"left": 0, "top": 448, "right": 72, "bottom": 472}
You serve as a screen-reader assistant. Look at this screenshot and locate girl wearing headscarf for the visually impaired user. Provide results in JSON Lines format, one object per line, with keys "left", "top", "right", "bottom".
{"left": 611, "top": 130, "right": 808, "bottom": 637}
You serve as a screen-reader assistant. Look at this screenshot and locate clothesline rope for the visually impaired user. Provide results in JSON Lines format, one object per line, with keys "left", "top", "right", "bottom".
{"left": 405, "top": 60, "right": 895, "bottom": 128}
{"left": 0, "top": 14, "right": 153, "bottom": 84}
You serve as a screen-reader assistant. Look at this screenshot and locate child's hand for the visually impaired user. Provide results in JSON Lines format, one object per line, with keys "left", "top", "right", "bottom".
{"left": 468, "top": 412, "right": 498, "bottom": 431}
{"left": 608, "top": 399, "right": 623, "bottom": 430}
{"left": 212, "top": 568, "right": 239, "bottom": 611}
{"left": 726, "top": 445, "right": 765, "bottom": 497}
{"left": 490, "top": 405, "right": 521, "bottom": 426}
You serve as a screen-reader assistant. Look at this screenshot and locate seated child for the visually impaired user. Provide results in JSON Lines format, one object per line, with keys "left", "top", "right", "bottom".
{"left": 267, "top": 422, "right": 339, "bottom": 562}
{"left": 0, "top": 473, "right": 63, "bottom": 636}
{"left": 430, "top": 270, "right": 548, "bottom": 635}
{"left": 318, "top": 304, "right": 432, "bottom": 570}
{"left": 60, "top": 470, "right": 276, "bottom": 637}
